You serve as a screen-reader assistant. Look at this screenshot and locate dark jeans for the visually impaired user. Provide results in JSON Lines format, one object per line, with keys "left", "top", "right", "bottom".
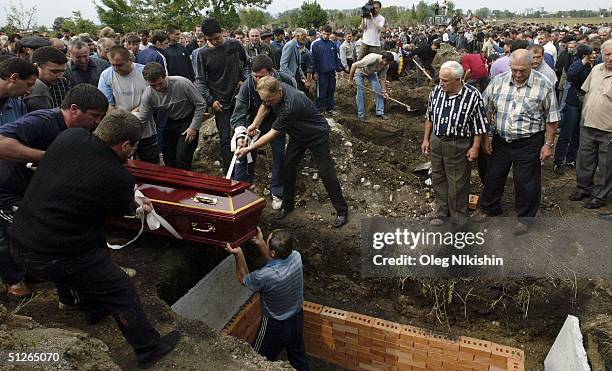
{"left": 554, "top": 104, "right": 580, "bottom": 166}
{"left": 11, "top": 244, "right": 161, "bottom": 363}
{"left": 136, "top": 135, "right": 160, "bottom": 164}
{"left": 282, "top": 138, "right": 348, "bottom": 216}
{"left": 155, "top": 110, "right": 167, "bottom": 152}
{"left": 215, "top": 105, "right": 235, "bottom": 174}
{"left": 0, "top": 224, "right": 25, "bottom": 284}
{"left": 479, "top": 132, "right": 544, "bottom": 222}
{"left": 477, "top": 149, "right": 490, "bottom": 184}
{"left": 315, "top": 71, "right": 336, "bottom": 112}
{"left": 163, "top": 116, "right": 198, "bottom": 170}
{"left": 253, "top": 310, "right": 310, "bottom": 371}
{"left": 575, "top": 125, "right": 612, "bottom": 201}
{"left": 232, "top": 123, "right": 285, "bottom": 198}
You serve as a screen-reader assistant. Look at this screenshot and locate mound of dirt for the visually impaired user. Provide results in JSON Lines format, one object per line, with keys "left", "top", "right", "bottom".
{"left": 432, "top": 43, "right": 461, "bottom": 70}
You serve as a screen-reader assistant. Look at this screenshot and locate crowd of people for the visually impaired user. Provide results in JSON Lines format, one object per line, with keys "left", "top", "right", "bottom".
{"left": 0, "top": 2, "right": 611, "bottom": 369}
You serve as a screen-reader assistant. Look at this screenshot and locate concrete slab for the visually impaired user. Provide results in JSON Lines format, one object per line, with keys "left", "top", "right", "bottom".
{"left": 171, "top": 255, "right": 253, "bottom": 331}
{"left": 544, "top": 315, "right": 590, "bottom": 371}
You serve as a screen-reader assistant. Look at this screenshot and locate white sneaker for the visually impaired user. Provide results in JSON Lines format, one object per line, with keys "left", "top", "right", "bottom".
{"left": 272, "top": 195, "right": 283, "bottom": 210}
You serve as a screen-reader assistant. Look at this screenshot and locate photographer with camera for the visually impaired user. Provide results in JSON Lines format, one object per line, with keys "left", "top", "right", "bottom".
{"left": 357, "top": 0, "right": 385, "bottom": 61}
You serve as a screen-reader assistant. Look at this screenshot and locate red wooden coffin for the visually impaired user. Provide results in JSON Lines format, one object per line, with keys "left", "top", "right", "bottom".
{"left": 107, "top": 160, "right": 266, "bottom": 247}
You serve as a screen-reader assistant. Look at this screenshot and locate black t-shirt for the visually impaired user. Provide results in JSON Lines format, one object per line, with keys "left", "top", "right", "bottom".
{"left": 0, "top": 108, "right": 67, "bottom": 209}
{"left": 10, "top": 128, "right": 135, "bottom": 256}
{"left": 166, "top": 43, "right": 195, "bottom": 81}
{"left": 270, "top": 83, "right": 329, "bottom": 147}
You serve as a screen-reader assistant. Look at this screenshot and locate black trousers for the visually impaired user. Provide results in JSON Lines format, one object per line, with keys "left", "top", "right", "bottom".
{"left": 162, "top": 116, "right": 198, "bottom": 170}
{"left": 282, "top": 138, "right": 348, "bottom": 216}
{"left": 479, "top": 132, "right": 544, "bottom": 221}
{"left": 252, "top": 310, "right": 310, "bottom": 371}
{"left": 11, "top": 244, "right": 161, "bottom": 363}
{"left": 136, "top": 135, "right": 160, "bottom": 164}
{"left": 214, "top": 105, "right": 235, "bottom": 174}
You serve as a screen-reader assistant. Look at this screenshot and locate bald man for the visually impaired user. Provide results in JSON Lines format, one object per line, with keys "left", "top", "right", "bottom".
{"left": 476, "top": 49, "right": 560, "bottom": 235}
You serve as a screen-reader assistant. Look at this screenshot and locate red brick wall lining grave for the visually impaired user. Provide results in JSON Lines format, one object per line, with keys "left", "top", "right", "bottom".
{"left": 224, "top": 297, "right": 526, "bottom": 371}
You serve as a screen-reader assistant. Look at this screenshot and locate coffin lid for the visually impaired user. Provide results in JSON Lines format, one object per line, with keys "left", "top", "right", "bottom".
{"left": 125, "top": 160, "right": 249, "bottom": 196}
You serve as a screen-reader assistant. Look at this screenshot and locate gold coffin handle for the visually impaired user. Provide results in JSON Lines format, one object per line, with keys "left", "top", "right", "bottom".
{"left": 192, "top": 222, "right": 216, "bottom": 233}
{"left": 192, "top": 195, "right": 218, "bottom": 205}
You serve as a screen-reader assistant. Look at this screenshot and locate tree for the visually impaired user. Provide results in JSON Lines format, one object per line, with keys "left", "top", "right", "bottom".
{"left": 473, "top": 7, "right": 490, "bottom": 19}
{"left": 3, "top": 0, "right": 37, "bottom": 33}
{"left": 298, "top": 1, "right": 327, "bottom": 29}
{"left": 53, "top": 17, "right": 67, "bottom": 32}
{"left": 415, "top": 0, "right": 430, "bottom": 22}
{"left": 60, "top": 11, "right": 99, "bottom": 36}
{"left": 95, "top": 0, "right": 141, "bottom": 33}
{"left": 239, "top": 8, "right": 268, "bottom": 28}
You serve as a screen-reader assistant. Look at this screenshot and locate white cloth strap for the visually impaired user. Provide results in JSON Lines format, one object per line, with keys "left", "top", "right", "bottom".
{"left": 107, "top": 189, "right": 183, "bottom": 250}
{"left": 226, "top": 127, "right": 260, "bottom": 180}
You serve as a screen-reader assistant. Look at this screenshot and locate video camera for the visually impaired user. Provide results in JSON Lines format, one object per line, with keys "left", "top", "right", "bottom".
{"left": 361, "top": 0, "right": 376, "bottom": 18}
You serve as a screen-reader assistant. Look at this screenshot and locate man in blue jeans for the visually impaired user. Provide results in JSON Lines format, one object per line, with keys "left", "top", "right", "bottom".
{"left": 348, "top": 52, "right": 393, "bottom": 123}
{"left": 229, "top": 55, "right": 295, "bottom": 210}
{"left": 225, "top": 227, "right": 309, "bottom": 371}
{"left": 310, "top": 25, "right": 343, "bottom": 115}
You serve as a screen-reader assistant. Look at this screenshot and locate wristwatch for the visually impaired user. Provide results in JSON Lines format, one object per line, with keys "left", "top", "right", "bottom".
{"left": 545, "top": 142, "right": 554, "bottom": 148}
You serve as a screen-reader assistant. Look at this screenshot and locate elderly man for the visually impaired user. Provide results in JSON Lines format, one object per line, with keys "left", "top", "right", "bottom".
{"left": 570, "top": 40, "right": 612, "bottom": 212}
{"left": 527, "top": 44, "right": 558, "bottom": 87}
{"left": 280, "top": 28, "right": 307, "bottom": 86}
{"left": 348, "top": 52, "right": 393, "bottom": 122}
{"left": 422, "top": 61, "right": 487, "bottom": 226}
{"left": 235, "top": 76, "right": 348, "bottom": 228}
{"left": 537, "top": 32, "right": 557, "bottom": 65}
{"left": 94, "top": 37, "right": 115, "bottom": 63}
{"left": 64, "top": 40, "right": 109, "bottom": 87}
{"left": 476, "top": 50, "right": 560, "bottom": 234}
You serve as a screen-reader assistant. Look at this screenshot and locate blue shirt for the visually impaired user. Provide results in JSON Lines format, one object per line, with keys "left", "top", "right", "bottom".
{"left": 0, "top": 108, "right": 67, "bottom": 208}
{"left": 244, "top": 250, "right": 304, "bottom": 320}
{"left": 0, "top": 97, "right": 27, "bottom": 126}
{"left": 310, "top": 38, "right": 342, "bottom": 74}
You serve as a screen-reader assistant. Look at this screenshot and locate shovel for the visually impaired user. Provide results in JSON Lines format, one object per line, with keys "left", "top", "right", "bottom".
{"left": 356, "top": 83, "right": 419, "bottom": 112}
{"left": 412, "top": 59, "right": 434, "bottom": 81}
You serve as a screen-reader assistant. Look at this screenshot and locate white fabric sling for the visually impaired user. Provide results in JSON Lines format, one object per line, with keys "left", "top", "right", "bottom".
{"left": 225, "top": 127, "right": 261, "bottom": 180}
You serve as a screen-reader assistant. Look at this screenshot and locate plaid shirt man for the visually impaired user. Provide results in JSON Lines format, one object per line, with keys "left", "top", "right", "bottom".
{"left": 49, "top": 78, "right": 71, "bottom": 108}
{"left": 483, "top": 69, "right": 560, "bottom": 141}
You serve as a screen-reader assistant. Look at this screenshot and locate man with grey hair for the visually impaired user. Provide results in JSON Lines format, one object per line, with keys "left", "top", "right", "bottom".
{"left": 598, "top": 27, "right": 610, "bottom": 41}
{"left": 64, "top": 39, "right": 109, "bottom": 86}
{"left": 280, "top": 28, "right": 307, "bottom": 85}
{"left": 422, "top": 61, "right": 487, "bottom": 226}
{"left": 572, "top": 39, "right": 612, "bottom": 214}
{"left": 95, "top": 37, "right": 115, "bottom": 63}
{"left": 476, "top": 49, "right": 560, "bottom": 234}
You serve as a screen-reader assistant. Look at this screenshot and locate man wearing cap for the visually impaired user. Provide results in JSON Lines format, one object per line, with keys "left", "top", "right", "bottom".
{"left": 24, "top": 46, "right": 71, "bottom": 112}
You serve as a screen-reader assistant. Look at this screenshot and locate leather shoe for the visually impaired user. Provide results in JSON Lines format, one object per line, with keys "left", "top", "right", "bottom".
{"left": 598, "top": 212, "right": 612, "bottom": 221}
{"left": 512, "top": 222, "right": 529, "bottom": 236}
{"left": 569, "top": 191, "right": 591, "bottom": 201}
{"left": 376, "top": 114, "right": 389, "bottom": 120}
{"left": 138, "top": 330, "right": 181, "bottom": 369}
{"left": 6, "top": 281, "right": 31, "bottom": 298}
{"left": 584, "top": 198, "right": 605, "bottom": 209}
{"left": 274, "top": 208, "right": 294, "bottom": 220}
{"left": 333, "top": 215, "right": 348, "bottom": 228}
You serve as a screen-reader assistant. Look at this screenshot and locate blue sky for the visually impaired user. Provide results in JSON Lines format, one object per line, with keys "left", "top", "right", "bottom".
{"left": 6, "top": 0, "right": 612, "bottom": 27}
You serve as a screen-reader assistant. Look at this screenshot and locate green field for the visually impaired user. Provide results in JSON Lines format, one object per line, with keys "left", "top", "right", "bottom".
{"left": 491, "top": 16, "right": 612, "bottom": 25}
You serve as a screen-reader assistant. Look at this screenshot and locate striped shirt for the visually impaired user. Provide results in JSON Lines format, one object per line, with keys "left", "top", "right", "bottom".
{"left": 426, "top": 84, "right": 488, "bottom": 138}
{"left": 244, "top": 250, "right": 304, "bottom": 321}
{"left": 483, "top": 70, "right": 560, "bottom": 142}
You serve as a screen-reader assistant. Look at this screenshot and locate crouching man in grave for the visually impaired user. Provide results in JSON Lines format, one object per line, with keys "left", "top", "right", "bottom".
{"left": 225, "top": 227, "right": 310, "bottom": 371}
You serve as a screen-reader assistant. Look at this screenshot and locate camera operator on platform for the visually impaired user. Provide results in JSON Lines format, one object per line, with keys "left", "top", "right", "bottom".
{"left": 357, "top": 1, "right": 385, "bottom": 61}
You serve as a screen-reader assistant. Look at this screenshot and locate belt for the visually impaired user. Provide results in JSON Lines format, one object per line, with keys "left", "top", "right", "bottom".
{"left": 499, "top": 131, "right": 544, "bottom": 143}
